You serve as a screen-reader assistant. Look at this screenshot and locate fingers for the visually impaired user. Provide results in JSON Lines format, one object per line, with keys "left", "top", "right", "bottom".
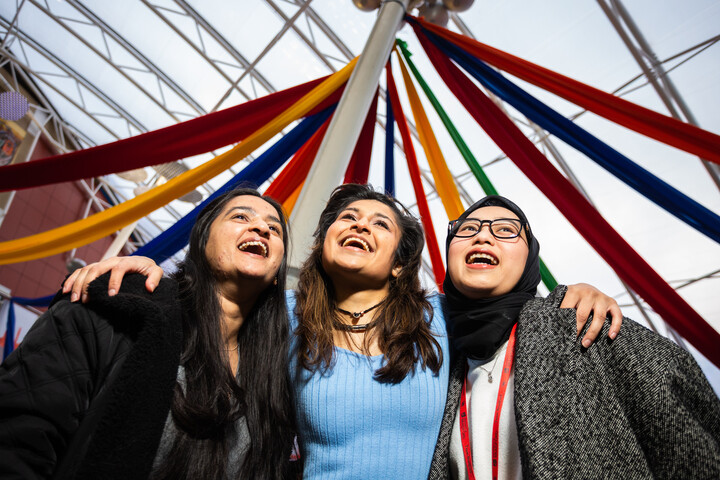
{"left": 558, "top": 284, "right": 583, "bottom": 334}
{"left": 107, "top": 267, "right": 125, "bottom": 297}
{"left": 575, "top": 301, "right": 592, "bottom": 338}
{"left": 63, "top": 256, "right": 161, "bottom": 302}
{"left": 562, "top": 283, "right": 624, "bottom": 347}
{"left": 108, "top": 260, "right": 162, "bottom": 293}
{"left": 68, "top": 267, "right": 87, "bottom": 302}
{"left": 70, "top": 263, "right": 99, "bottom": 303}
{"left": 607, "top": 303, "right": 623, "bottom": 340}
{"left": 579, "top": 296, "right": 623, "bottom": 347}
{"left": 62, "top": 268, "right": 81, "bottom": 294}
{"left": 144, "top": 266, "right": 163, "bottom": 292}
{"left": 580, "top": 304, "right": 604, "bottom": 348}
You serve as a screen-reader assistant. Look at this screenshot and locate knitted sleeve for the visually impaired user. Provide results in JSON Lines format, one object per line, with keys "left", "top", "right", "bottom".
{"left": 515, "top": 286, "right": 720, "bottom": 479}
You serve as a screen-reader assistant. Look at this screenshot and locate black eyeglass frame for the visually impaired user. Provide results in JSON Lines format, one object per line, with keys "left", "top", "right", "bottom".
{"left": 448, "top": 217, "right": 531, "bottom": 240}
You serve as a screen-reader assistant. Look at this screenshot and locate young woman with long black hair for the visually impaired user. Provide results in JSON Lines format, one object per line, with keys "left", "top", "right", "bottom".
{"left": 0, "top": 188, "right": 295, "bottom": 479}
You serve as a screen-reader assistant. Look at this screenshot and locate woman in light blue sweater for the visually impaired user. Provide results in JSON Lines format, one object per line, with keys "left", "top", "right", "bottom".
{"left": 289, "top": 184, "right": 620, "bottom": 479}
{"left": 62, "top": 184, "right": 621, "bottom": 479}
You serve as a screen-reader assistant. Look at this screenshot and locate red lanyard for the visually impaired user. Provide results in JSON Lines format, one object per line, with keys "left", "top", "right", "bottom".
{"left": 459, "top": 324, "right": 517, "bottom": 480}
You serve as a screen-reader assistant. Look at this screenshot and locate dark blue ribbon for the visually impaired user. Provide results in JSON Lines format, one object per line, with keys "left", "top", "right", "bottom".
{"left": 385, "top": 94, "right": 396, "bottom": 196}
{"left": 423, "top": 27, "right": 720, "bottom": 244}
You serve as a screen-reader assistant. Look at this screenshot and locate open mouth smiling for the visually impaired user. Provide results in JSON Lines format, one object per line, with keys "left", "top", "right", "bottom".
{"left": 341, "top": 236, "right": 372, "bottom": 252}
{"left": 238, "top": 240, "right": 268, "bottom": 257}
{"left": 466, "top": 251, "right": 498, "bottom": 266}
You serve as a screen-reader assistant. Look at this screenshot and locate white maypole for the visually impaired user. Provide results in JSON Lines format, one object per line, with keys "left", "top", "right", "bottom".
{"left": 287, "top": 0, "right": 410, "bottom": 282}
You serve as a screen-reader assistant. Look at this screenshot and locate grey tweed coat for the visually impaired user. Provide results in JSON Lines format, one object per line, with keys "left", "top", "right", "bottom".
{"left": 428, "top": 285, "right": 720, "bottom": 479}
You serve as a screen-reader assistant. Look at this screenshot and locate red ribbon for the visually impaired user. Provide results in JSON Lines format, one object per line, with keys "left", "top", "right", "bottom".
{"left": 415, "top": 17, "right": 720, "bottom": 166}
{"left": 264, "top": 117, "right": 332, "bottom": 203}
{"left": 1, "top": 77, "right": 344, "bottom": 192}
{"left": 344, "top": 89, "right": 379, "bottom": 184}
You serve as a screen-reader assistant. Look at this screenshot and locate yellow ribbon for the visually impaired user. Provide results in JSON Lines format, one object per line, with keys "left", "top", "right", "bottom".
{"left": 394, "top": 47, "right": 464, "bottom": 220}
{"left": 0, "top": 58, "right": 357, "bottom": 265}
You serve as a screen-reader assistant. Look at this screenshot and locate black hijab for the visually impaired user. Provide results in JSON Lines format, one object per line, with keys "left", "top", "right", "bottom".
{"left": 443, "top": 195, "right": 541, "bottom": 361}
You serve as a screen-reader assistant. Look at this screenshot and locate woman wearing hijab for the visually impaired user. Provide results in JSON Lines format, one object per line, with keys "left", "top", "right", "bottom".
{"left": 0, "top": 189, "right": 296, "bottom": 479}
{"left": 429, "top": 195, "right": 720, "bottom": 480}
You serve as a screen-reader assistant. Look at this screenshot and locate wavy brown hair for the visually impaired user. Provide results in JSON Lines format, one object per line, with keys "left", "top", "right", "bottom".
{"left": 294, "top": 183, "right": 442, "bottom": 383}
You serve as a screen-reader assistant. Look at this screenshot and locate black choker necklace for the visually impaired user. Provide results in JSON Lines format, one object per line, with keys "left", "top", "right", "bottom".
{"left": 337, "top": 299, "right": 385, "bottom": 319}
{"left": 335, "top": 299, "right": 385, "bottom": 332}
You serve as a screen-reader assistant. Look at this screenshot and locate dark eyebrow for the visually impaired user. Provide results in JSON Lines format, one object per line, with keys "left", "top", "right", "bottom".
{"left": 467, "top": 216, "right": 521, "bottom": 222}
{"left": 266, "top": 214, "right": 283, "bottom": 225}
{"left": 341, "top": 206, "right": 397, "bottom": 227}
{"left": 226, "top": 206, "right": 282, "bottom": 225}
{"left": 226, "top": 206, "right": 255, "bottom": 217}
{"left": 374, "top": 212, "right": 396, "bottom": 227}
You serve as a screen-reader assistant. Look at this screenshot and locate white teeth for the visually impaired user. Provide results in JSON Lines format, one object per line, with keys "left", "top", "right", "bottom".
{"left": 238, "top": 241, "right": 267, "bottom": 257}
{"left": 467, "top": 253, "right": 498, "bottom": 265}
{"left": 342, "top": 237, "right": 370, "bottom": 252}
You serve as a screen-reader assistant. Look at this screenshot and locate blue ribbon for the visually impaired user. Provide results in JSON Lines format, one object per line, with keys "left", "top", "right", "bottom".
{"left": 2, "top": 301, "right": 15, "bottom": 361}
{"left": 424, "top": 28, "right": 720, "bottom": 244}
{"left": 385, "top": 94, "right": 396, "bottom": 196}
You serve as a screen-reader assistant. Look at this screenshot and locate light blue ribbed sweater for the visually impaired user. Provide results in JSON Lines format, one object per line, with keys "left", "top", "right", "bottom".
{"left": 287, "top": 292, "right": 449, "bottom": 480}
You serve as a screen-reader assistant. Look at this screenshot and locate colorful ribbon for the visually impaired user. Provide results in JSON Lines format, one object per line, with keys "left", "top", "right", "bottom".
{"left": 344, "top": 90, "right": 379, "bottom": 184}
{"left": 265, "top": 119, "right": 332, "bottom": 206}
{"left": 384, "top": 63, "right": 396, "bottom": 197}
{"left": 134, "top": 108, "right": 334, "bottom": 263}
{"left": 424, "top": 29, "right": 720, "bottom": 244}
{"left": 0, "top": 77, "right": 345, "bottom": 192}
{"left": 395, "top": 39, "right": 559, "bottom": 291}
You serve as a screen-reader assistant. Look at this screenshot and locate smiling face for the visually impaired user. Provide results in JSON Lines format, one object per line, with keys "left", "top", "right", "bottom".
{"left": 204, "top": 195, "right": 285, "bottom": 290}
{"left": 321, "top": 199, "right": 402, "bottom": 289}
{"left": 447, "top": 206, "right": 529, "bottom": 299}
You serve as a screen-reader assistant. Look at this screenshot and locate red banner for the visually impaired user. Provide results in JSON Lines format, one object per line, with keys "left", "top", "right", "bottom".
{"left": 344, "top": 89, "right": 379, "bottom": 184}
{"left": 0, "top": 77, "right": 344, "bottom": 192}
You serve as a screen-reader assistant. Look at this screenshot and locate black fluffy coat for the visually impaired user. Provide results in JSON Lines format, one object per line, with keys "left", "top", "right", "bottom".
{"left": 0, "top": 273, "right": 182, "bottom": 479}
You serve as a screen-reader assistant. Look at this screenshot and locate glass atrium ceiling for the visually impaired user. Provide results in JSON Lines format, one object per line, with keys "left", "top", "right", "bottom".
{"left": 1, "top": 1, "right": 719, "bottom": 353}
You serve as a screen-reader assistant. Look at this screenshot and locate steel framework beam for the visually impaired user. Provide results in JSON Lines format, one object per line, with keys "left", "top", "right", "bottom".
{"left": 597, "top": 0, "right": 720, "bottom": 192}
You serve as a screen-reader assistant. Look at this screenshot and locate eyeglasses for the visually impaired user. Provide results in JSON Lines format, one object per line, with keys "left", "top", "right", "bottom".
{"left": 448, "top": 218, "right": 527, "bottom": 240}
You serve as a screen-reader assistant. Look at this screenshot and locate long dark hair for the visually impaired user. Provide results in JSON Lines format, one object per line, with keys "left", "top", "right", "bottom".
{"left": 295, "top": 183, "right": 442, "bottom": 383}
{"left": 152, "top": 188, "right": 294, "bottom": 479}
